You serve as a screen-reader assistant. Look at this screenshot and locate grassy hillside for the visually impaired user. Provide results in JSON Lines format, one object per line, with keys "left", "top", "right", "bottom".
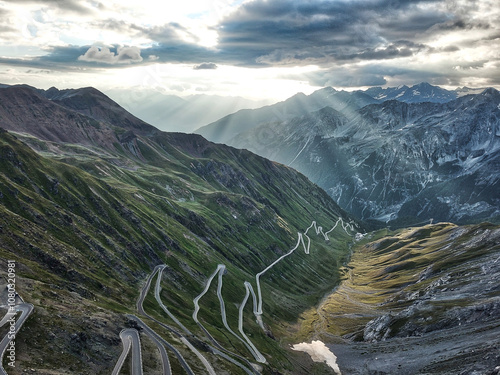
{"left": 0, "top": 127, "right": 357, "bottom": 374}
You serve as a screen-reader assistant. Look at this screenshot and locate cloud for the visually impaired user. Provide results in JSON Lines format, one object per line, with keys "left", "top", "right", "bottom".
{"left": 0, "top": 6, "right": 18, "bottom": 38}
{"left": 92, "top": 19, "right": 199, "bottom": 46}
{"left": 214, "top": 0, "right": 451, "bottom": 66}
{"left": 0, "top": 24, "right": 16, "bottom": 34}
{"left": 25, "top": 69, "right": 52, "bottom": 74}
{"left": 0, "top": 0, "right": 498, "bottom": 91}
{"left": 433, "top": 19, "right": 491, "bottom": 31}
{"left": 303, "top": 67, "right": 388, "bottom": 87}
{"left": 1, "top": 0, "right": 96, "bottom": 15}
{"left": 193, "top": 62, "right": 217, "bottom": 70}
{"left": 0, "top": 6, "right": 10, "bottom": 18}
{"left": 25, "top": 42, "right": 218, "bottom": 68}
{"left": 78, "top": 45, "right": 143, "bottom": 64}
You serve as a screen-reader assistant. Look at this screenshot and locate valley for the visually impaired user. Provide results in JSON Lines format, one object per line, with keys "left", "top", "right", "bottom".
{"left": 0, "top": 84, "right": 355, "bottom": 374}
{"left": 0, "top": 83, "right": 499, "bottom": 374}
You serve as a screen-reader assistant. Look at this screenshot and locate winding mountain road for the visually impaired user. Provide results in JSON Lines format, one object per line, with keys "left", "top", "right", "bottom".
{"left": 192, "top": 264, "right": 267, "bottom": 363}
{"left": 132, "top": 264, "right": 258, "bottom": 375}
{"left": 111, "top": 329, "right": 143, "bottom": 375}
{"left": 241, "top": 218, "right": 355, "bottom": 333}
{"left": 109, "top": 217, "right": 355, "bottom": 374}
{"left": 154, "top": 266, "right": 216, "bottom": 375}
{"left": 0, "top": 219, "right": 354, "bottom": 375}
{"left": 134, "top": 266, "right": 196, "bottom": 375}
{"left": 155, "top": 266, "right": 192, "bottom": 336}
{"left": 0, "top": 303, "right": 33, "bottom": 375}
{"left": 191, "top": 217, "right": 356, "bottom": 369}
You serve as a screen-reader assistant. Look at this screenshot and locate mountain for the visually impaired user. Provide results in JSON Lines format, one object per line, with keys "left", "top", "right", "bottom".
{"left": 196, "top": 83, "right": 489, "bottom": 145}
{"left": 0, "top": 84, "right": 358, "bottom": 374}
{"left": 224, "top": 88, "right": 500, "bottom": 227}
{"left": 0, "top": 85, "right": 158, "bottom": 146}
{"left": 104, "top": 88, "right": 272, "bottom": 133}
{"left": 196, "top": 88, "right": 377, "bottom": 145}
{"left": 454, "top": 86, "right": 486, "bottom": 97}
{"left": 40, "top": 86, "right": 158, "bottom": 135}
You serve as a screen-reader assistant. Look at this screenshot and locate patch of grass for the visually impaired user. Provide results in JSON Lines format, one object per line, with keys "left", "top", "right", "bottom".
{"left": 0, "top": 129, "right": 359, "bottom": 373}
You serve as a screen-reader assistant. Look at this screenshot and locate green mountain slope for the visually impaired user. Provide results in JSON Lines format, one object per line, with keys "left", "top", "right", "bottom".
{"left": 0, "top": 85, "right": 359, "bottom": 374}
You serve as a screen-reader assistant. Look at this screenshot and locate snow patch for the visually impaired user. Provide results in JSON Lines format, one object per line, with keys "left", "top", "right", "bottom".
{"left": 292, "top": 340, "right": 341, "bottom": 374}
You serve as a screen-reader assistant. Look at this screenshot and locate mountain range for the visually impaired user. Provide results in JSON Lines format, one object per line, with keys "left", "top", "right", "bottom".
{"left": 196, "top": 83, "right": 485, "bottom": 145}
{"left": 197, "top": 83, "right": 500, "bottom": 227}
{"left": 0, "top": 83, "right": 499, "bottom": 375}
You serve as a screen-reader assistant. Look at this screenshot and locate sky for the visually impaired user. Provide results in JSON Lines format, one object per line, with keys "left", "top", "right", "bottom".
{"left": 0, "top": 0, "right": 499, "bottom": 101}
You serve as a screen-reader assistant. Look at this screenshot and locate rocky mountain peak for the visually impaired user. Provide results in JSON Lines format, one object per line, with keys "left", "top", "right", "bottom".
{"left": 480, "top": 87, "right": 500, "bottom": 97}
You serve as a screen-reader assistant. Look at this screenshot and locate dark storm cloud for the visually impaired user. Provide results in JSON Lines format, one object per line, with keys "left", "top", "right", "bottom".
{"left": 300, "top": 61, "right": 468, "bottom": 88}
{"left": 0, "top": 56, "right": 74, "bottom": 71}
{"left": 0, "top": 45, "right": 143, "bottom": 70}
{"left": 302, "top": 56, "right": 500, "bottom": 89}
{"left": 334, "top": 41, "right": 428, "bottom": 62}
{"left": 434, "top": 19, "right": 491, "bottom": 31}
{"left": 215, "top": 0, "right": 449, "bottom": 66}
{"left": 7, "top": 43, "right": 213, "bottom": 69}
{"left": 0, "top": 0, "right": 459, "bottom": 73}
{"left": 39, "top": 45, "right": 90, "bottom": 64}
